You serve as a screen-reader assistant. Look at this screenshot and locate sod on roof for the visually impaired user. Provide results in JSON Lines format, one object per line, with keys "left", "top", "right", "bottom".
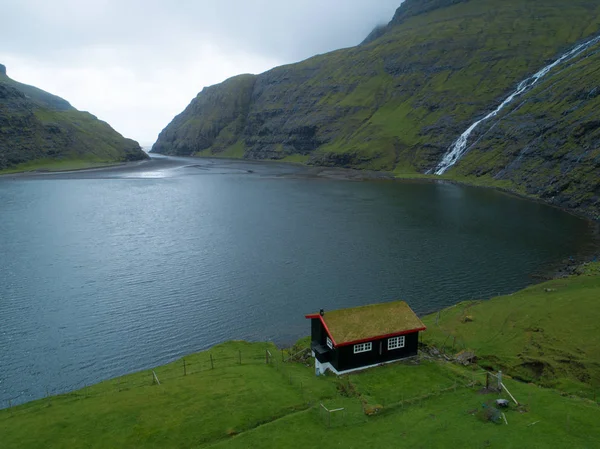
{"left": 312, "top": 301, "right": 426, "bottom": 345}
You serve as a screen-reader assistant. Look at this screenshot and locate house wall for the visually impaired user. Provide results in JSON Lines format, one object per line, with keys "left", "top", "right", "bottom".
{"left": 333, "top": 332, "right": 419, "bottom": 372}
{"left": 311, "top": 318, "right": 324, "bottom": 345}
{"left": 310, "top": 318, "right": 331, "bottom": 364}
{"left": 310, "top": 318, "right": 420, "bottom": 373}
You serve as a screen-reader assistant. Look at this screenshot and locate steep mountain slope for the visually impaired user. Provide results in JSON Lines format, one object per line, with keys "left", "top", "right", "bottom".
{"left": 0, "top": 64, "right": 147, "bottom": 170}
{"left": 153, "top": 0, "right": 600, "bottom": 217}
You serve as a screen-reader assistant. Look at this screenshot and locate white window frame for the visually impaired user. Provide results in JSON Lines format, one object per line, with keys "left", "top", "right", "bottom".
{"left": 353, "top": 342, "right": 372, "bottom": 354}
{"left": 388, "top": 336, "right": 405, "bottom": 350}
{"left": 326, "top": 337, "right": 333, "bottom": 349}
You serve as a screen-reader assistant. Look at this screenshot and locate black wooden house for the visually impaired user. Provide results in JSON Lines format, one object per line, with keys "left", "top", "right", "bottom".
{"left": 305, "top": 301, "right": 426, "bottom": 375}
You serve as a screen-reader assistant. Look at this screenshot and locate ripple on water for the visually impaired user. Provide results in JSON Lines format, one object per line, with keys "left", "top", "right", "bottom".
{"left": 0, "top": 168, "right": 596, "bottom": 406}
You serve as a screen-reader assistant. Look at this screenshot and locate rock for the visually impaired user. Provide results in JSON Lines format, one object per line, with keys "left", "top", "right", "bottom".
{"left": 454, "top": 350, "right": 477, "bottom": 365}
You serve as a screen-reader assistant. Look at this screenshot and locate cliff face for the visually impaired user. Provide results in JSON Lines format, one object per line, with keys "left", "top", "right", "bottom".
{"left": 153, "top": 0, "right": 600, "bottom": 217}
{"left": 0, "top": 67, "right": 147, "bottom": 170}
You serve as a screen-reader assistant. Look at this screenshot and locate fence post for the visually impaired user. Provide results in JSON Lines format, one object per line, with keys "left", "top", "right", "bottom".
{"left": 497, "top": 371, "right": 502, "bottom": 390}
{"left": 210, "top": 354, "right": 214, "bottom": 370}
{"left": 266, "top": 350, "right": 269, "bottom": 364}
{"left": 183, "top": 359, "right": 187, "bottom": 376}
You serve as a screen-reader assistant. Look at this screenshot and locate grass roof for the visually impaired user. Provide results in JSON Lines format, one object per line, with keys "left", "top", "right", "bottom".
{"left": 319, "top": 301, "right": 425, "bottom": 345}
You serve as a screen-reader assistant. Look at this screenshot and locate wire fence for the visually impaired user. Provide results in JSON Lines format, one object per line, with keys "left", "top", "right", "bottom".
{"left": 0, "top": 344, "right": 313, "bottom": 418}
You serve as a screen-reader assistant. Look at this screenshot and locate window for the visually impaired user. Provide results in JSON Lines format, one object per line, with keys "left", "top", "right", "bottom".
{"left": 388, "top": 336, "right": 405, "bottom": 350}
{"left": 326, "top": 337, "right": 333, "bottom": 349}
{"left": 353, "top": 342, "right": 372, "bottom": 354}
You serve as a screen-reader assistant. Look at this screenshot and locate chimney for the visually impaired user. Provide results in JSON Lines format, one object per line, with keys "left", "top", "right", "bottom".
{"left": 319, "top": 309, "right": 325, "bottom": 316}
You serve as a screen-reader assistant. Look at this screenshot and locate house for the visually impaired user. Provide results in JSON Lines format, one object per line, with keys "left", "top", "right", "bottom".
{"left": 305, "top": 301, "right": 426, "bottom": 375}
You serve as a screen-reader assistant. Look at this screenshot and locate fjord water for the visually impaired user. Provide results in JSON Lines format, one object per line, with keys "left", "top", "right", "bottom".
{"left": 0, "top": 157, "right": 596, "bottom": 405}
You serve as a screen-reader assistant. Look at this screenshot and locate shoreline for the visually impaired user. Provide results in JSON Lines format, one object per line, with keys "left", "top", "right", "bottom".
{"left": 151, "top": 153, "right": 600, "bottom": 224}
{"left": 3, "top": 153, "right": 598, "bottom": 276}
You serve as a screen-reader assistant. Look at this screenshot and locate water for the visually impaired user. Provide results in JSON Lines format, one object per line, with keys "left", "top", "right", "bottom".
{"left": 433, "top": 34, "right": 600, "bottom": 175}
{"left": 0, "top": 156, "right": 596, "bottom": 406}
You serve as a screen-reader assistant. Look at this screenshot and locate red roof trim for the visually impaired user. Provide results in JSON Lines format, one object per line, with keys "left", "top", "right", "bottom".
{"left": 335, "top": 327, "right": 427, "bottom": 347}
{"left": 305, "top": 314, "right": 338, "bottom": 347}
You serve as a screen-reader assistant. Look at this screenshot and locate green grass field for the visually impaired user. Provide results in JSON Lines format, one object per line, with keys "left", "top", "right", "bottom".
{"left": 2, "top": 266, "right": 600, "bottom": 448}
{"left": 422, "top": 263, "right": 600, "bottom": 398}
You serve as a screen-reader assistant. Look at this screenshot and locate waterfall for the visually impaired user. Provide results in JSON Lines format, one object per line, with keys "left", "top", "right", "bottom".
{"left": 432, "top": 35, "right": 600, "bottom": 175}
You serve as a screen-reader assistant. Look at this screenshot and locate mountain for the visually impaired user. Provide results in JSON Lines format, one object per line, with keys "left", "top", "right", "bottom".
{"left": 152, "top": 0, "right": 600, "bottom": 218}
{"left": 0, "top": 64, "right": 148, "bottom": 170}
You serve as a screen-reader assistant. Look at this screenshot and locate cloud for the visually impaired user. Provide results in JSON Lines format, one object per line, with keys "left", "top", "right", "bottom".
{"left": 1, "top": 0, "right": 403, "bottom": 143}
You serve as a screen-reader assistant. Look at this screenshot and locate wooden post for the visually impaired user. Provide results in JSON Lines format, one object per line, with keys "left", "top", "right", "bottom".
{"left": 265, "top": 349, "right": 269, "bottom": 364}
{"left": 501, "top": 382, "right": 519, "bottom": 405}
{"left": 183, "top": 359, "right": 187, "bottom": 376}
{"left": 210, "top": 354, "right": 214, "bottom": 370}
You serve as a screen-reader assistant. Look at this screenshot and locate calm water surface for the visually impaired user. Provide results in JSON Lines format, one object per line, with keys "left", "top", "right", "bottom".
{"left": 0, "top": 156, "right": 597, "bottom": 405}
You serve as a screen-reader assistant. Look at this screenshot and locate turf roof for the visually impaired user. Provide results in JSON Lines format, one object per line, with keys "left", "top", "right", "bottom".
{"left": 312, "top": 300, "right": 426, "bottom": 345}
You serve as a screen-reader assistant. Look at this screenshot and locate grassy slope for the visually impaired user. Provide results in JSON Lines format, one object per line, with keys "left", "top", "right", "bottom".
{"left": 3, "top": 266, "right": 599, "bottom": 447}
{"left": 155, "top": 0, "right": 600, "bottom": 171}
{"left": 153, "top": 0, "right": 600, "bottom": 217}
{"left": 0, "top": 70, "right": 147, "bottom": 170}
{"left": 422, "top": 263, "right": 600, "bottom": 397}
{"left": 1, "top": 340, "right": 598, "bottom": 449}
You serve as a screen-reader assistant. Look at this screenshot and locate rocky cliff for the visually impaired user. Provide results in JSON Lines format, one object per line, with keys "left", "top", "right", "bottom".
{"left": 153, "top": 0, "right": 600, "bottom": 218}
{"left": 0, "top": 66, "right": 147, "bottom": 170}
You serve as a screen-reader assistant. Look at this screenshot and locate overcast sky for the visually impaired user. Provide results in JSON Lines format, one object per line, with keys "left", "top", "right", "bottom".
{"left": 1, "top": 0, "right": 402, "bottom": 145}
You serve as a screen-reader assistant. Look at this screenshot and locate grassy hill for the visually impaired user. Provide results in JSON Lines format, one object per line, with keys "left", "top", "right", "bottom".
{"left": 422, "top": 262, "right": 600, "bottom": 398}
{"left": 152, "top": 0, "right": 600, "bottom": 218}
{"left": 0, "top": 64, "right": 148, "bottom": 171}
{"left": 2, "top": 264, "right": 600, "bottom": 448}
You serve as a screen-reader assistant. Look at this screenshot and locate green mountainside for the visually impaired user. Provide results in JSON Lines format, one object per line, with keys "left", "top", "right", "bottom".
{"left": 0, "top": 64, "right": 148, "bottom": 171}
{"left": 152, "top": 0, "right": 600, "bottom": 218}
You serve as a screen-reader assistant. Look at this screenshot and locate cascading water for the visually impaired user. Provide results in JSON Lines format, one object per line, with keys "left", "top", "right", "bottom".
{"left": 433, "top": 35, "right": 600, "bottom": 175}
